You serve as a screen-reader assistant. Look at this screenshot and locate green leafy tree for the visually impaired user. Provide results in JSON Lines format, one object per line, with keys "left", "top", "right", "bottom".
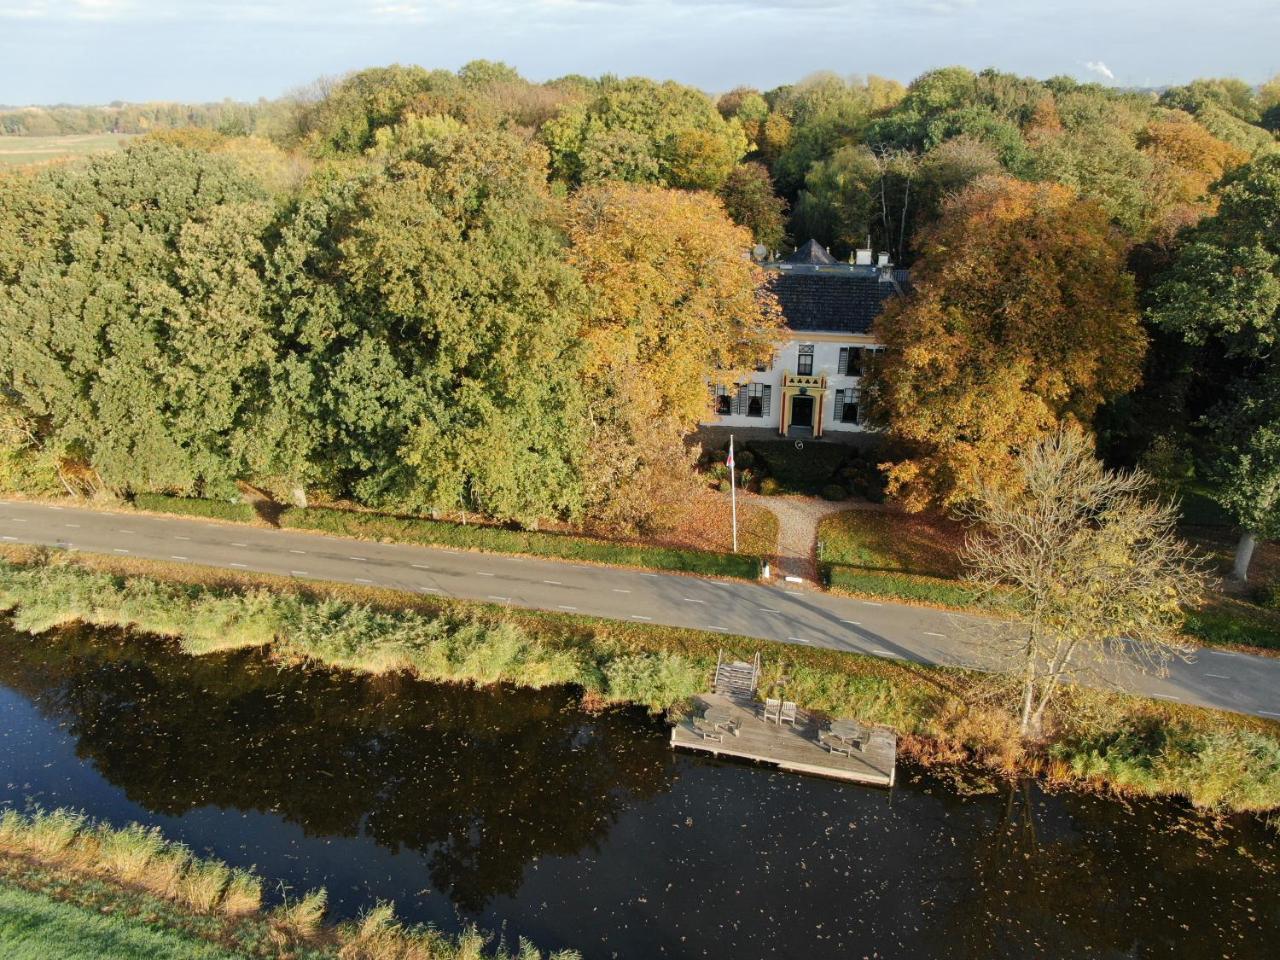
{"left": 718, "top": 162, "right": 788, "bottom": 250}
{"left": 1148, "top": 155, "right": 1280, "bottom": 578}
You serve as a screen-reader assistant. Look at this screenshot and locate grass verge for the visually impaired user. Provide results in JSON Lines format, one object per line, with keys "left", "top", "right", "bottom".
{"left": 0, "top": 545, "right": 1277, "bottom": 815}
{"left": 132, "top": 494, "right": 256, "bottom": 524}
{"left": 278, "top": 506, "right": 762, "bottom": 579}
{"left": 0, "top": 807, "right": 576, "bottom": 959}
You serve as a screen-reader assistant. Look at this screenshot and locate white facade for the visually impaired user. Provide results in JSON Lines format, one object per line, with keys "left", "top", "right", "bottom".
{"left": 711, "top": 335, "right": 883, "bottom": 438}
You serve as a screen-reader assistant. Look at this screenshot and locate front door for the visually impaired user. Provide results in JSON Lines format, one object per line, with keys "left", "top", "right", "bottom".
{"left": 788, "top": 395, "right": 814, "bottom": 437}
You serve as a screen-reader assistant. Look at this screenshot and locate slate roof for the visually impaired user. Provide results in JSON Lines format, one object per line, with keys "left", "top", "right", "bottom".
{"left": 765, "top": 243, "right": 909, "bottom": 335}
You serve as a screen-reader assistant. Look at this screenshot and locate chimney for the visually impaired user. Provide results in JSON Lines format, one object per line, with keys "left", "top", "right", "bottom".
{"left": 854, "top": 248, "right": 872, "bottom": 266}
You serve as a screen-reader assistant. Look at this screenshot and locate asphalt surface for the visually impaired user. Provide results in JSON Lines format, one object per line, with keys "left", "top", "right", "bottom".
{"left": 1, "top": 499, "right": 1277, "bottom": 720}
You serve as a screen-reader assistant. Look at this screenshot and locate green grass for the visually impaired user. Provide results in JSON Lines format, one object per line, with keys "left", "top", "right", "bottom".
{"left": 0, "top": 884, "right": 240, "bottom": 960}
{"left": 824, "top": 567, "right": 987, "bottom": 608}
{"left": 1183, "top": 598, "right": 1280, "bottom": 652}
{"left": 0, "top": 134, "right": 134, "bottom": 169}
{"left": 817, "top": 509, "right": 966, "bottom": 578}
{"left": 132, "top": 495, "right": 256, "bottom": 524}
{"left": 278, "top": 505, "right": 761, "bottom": 579}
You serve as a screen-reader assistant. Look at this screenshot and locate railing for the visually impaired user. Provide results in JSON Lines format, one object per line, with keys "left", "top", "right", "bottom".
{"left": 782, "top": 370, "right": 826, "bottom": 390}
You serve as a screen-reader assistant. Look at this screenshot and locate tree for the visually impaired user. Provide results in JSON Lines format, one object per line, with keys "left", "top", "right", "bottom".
{"left": 962, "top": 428, "right": 1204, "bottom": 737}
{"left": 718, "top": 162, "right": 787, "bottom": 251}
{"left": 870, "top": 176, "right": 1145, "bottom": 510}
{"left": 1147, "top": 155, "right": 1280, "bottom": 579}
{"left": 566, "top": 183, "right": 782, "bottom": 527}
{"left": 0, "top": 142, "right": 284, "bottom": 498}
{"left": 272, "top": 116, "right": 590, "bottom": 525}
{"left": 540, "top": 78, "right": 747, "bottom": 190}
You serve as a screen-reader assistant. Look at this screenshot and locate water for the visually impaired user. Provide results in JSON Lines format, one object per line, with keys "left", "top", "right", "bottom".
{"left": 0, "top": 621, "right": 1275, "bottom": 959}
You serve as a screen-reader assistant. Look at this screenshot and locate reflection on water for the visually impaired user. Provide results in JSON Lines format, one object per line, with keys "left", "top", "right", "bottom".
{"left": 0, "top": 620, "right": 1275, "bottom": 959}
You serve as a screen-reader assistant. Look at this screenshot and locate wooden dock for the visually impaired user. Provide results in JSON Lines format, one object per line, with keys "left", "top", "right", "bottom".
{"left": 671, "top": 693, "right": 896, "bottom": 787}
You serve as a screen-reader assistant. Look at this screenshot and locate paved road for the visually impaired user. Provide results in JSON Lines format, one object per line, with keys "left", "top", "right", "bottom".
{"left": 1, "top": 499, "right": 1277, "bottom": 720}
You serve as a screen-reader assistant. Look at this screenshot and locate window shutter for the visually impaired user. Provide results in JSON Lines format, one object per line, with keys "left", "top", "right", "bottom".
{"left": 734, "top": 386, "right": 746, "bottom": 416}
{"left": 762, "top": 385, "right": 771, "bottom": 417}
{"left": 838, "top": 348, "right": 849, "bottom": 376}
{"left": 834, "top": 389, "right": 845, "bottom": 418}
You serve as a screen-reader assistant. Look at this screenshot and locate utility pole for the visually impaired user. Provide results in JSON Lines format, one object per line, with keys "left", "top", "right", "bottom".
{"left": 728, "top": 434, "right": 738, "bottom": 553}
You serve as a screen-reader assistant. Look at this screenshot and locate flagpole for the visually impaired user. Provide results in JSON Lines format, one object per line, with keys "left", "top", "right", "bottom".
{"left": 729, "top": 434, "right": 738, "bottom": 553}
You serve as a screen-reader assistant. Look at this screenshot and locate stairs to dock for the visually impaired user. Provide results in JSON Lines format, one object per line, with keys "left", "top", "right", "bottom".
{"left": 712, "top": 651, "right": 760, "bottom": 698}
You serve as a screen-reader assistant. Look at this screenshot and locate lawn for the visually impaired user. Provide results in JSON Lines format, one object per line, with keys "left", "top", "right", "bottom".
{"left": 817, "top": 509, "right": 967, "bottom": 578}
{"left": 0, "top": 134, "right": 134, "bottom": 169}
{"left": 0, "top": 884, "right": 240, "bottom": 960}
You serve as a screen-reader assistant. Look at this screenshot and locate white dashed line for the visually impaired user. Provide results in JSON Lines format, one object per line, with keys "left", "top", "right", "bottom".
{"left": 641, "top": 573, "right": 661, "bottom": 578}
{"left": 1152, "top": 694, "right": 1180, "bottom": 701}
{"left": 411, "top": 564, "right": 431, "bottom": 569}
{"left": 924, "top": 631, "right": 946, "bottom": 638}
{"left": 758, "top": 607, "right": 781, "bottom": 613}
{"left": 476, "top": 572, "right": 495, "bottom": 577}
{"left": 349, "top": 556, "right": 367, "bottom": 561}
{"left": 612, "top": 588, "right": 631, "bottom": 594}
{"left": 705, "top": 625, "right": 729, "bottom": 632}
{"left": 174, "top": 536, "right": 190, "bottom": 540}
{"left": 116, "top": 528, "right": 134, "bottom": 534}
{"left": 787, "top": 637, "right": 812, "bottom": 644}
{"left": 113, "top": 548, "right": 129, "bottom": 553}
{"left": 631, "top": 614, "right": 653, "bottom": 621}
{"left": 873, "top": 649, "right": 902, "bottom": 658}
{"left": 1261, "top": 710, "right": 1280, "bottom": 718}
{"left": 170, "top": 555, "right": 188, "bottom": 561}
{"left": 861, "top": 600, "right": 883, "bottom": 606}
{"left": 2, "top": 536, "right": 19, "bottom": 541}
{"left": 418, "top": 586, "right": 442, "bottom": 593}
{"left": 543, "top": 580, "right": 562, "bottom": 586}
{"left": 841, "top": 619, "right": 861, "bottom": 626}
{"left": 1203, "top": 673, "right": 1231, "bottom": 680}
{"left": 1208, "top": 650, "right": 1241, "bottom": 657}
{"left": 557, "top": 605, "right": 577, "bottom": 611}
{"left": 290, "top": 570, "right": 309, "bottom": 576}
{"left": 64, "top": 523, "right": 80, "bottom": 528}
{"left": 488, "top": 595, "right": 510, "bottom": 602}
{"left": 228, "top": 562, "right": 248, "bottom": 568}
{"left": 8, "top": 518, "right": 27, "bottom": 523}
{"left": 289, "top": 549, "right": 307, "bottom": 555}
{"left": 354, "top": 577, "right": 373, "bottom": 584}
{"left": 684, "top": 598, "right": 705, "bottom": 604}
{"left": 229, "top": 542, "right": 248, "bottom": 547}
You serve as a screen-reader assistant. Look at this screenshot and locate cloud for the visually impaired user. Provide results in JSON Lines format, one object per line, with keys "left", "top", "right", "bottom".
{"left": 1083, "top": 60, "right": 1115, "bottom": 81}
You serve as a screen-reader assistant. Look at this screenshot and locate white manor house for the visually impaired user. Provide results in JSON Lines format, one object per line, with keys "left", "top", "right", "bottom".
{"left": 705, "top": 240, "right": 908, "bottom": 440}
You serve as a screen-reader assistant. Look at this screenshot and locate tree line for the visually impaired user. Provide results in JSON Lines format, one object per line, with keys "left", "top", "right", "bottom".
{"left": 1, "top": 61, "right": 1278, "bottom": 573}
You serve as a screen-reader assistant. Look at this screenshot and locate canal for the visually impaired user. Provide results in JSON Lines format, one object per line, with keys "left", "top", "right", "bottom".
{"left": 0, "top": 621, "right": 1275, "bottom": 958}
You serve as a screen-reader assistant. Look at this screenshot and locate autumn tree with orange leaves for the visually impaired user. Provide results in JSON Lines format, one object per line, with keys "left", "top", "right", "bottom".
{"left": 567, "top": 182, "right": 782, "bottom": 529}
{"left": 868, "top": 176, "right": 1145, "bottom": 511}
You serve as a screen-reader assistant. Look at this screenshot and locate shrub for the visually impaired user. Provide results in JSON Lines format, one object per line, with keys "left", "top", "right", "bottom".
{"left": 717, "top": 478, "right": 731, "bottom": 493}
{"left": 279, "top": 505, "right": 761, "bottom": 579}
{"left": 603, "top": 652, "right": 705, "bottom": 711}
{"left": 759, "top": 477, "right": 781, "bottom": 496}
{"left": 734, "top": 450, "right": 756, "bottom": 469}
{"left": 821, "top": 484, "right": 848, "bottom": 501}
{"left": 133, "top": 493, "right": 255, "bottom": 523}
{"left": 1251, "top": 581, "right": 1280, "bottom": 611}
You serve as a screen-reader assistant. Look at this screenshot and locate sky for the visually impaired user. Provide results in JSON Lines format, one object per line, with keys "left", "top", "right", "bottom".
{"left": 0, "top": 0, "right": 1277, "bottom": 106}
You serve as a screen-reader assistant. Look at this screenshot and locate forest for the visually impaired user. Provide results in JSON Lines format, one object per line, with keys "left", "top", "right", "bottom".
{"left": 1, "top": 62, "right": 1278, "bottom": 576}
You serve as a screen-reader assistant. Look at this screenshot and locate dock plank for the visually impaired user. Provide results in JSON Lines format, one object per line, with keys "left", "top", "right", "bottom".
{"left": 671, "top": 693, "right": 895, "bottom": 787}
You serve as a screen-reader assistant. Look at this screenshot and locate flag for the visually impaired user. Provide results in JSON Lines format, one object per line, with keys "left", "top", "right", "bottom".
{"left": 726, "top": 447, "right": 735, "bottom": 469}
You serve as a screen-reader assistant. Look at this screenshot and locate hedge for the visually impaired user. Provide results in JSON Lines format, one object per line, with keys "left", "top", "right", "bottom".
{"left": 132, "top": 494, "right": 255, "bottom": 523}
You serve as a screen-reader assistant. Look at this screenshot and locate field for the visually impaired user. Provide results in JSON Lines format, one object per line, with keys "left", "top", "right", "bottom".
{"left": 0, "top": 134, "right": 133, "bottom": 168}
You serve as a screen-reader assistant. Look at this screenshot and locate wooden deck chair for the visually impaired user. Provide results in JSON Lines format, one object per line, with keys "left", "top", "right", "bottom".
{"left": 779, "top": 701, "right": 798, "bottom": 725}
{"left": 762, "top": 697, "right": 781, "bottom": 724}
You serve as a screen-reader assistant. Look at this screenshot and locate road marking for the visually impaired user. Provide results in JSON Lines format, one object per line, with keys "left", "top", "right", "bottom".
{"left": 1152, "top": 694, "right": 1180, "bottom": 701}
{"left": 488, "top": 595, "right": 511, "bottom": 602}
{"left": 174, "top": 535, "right": 190, "bottom": 540}
{"left": 116, "top": 528, "right": 134, "bottom": 533}
{"left": 612, "top": 588, "right": 631, "bottom": 594}
{"left": 418, "top": 586, "right": 442, "bottom": 593}
{"left": 840, "top": 619, "right": 860, "bottom": 625}
{"left": 873, "top": 649, "right": 902, "bottom": 658}
{"left": 8, "top": 518, "right": 27, "bottom": 523}
{"left": 349, "top": 556, "right": 367, "bottom": 561}
{"left": 64, "top": 523, "right": 80, "bottom": 528}
{"left": 1207, "top": 650, "right": 1240, "bottom": 657}
{"left": 861, "top": 600, "right": 883, "bottom": 606}
{"left": 411, "top": 563, "right": 431, "bottom": 569}
{"left": 353, "top": 577, "right": 373, "bottom": 584}
{"left": 631, "top": 614, "right": 653, "bottom": 621}
{"left": 289, "top": 549, "right": 306, "bottom": 555}
{"left": 228, "top": 562, "right": 248, "bottom": 569}
{"left": 543, "top": 580, "right": 562, "bottom": 585}
{"left": 787, "top": 636, "right": 812, "bottom": 644}
{"left": 170, "top": 555, "right": 188, "bottom": 561}
{"left": 1203, "top": 673, "right": 1231, "bottom": 680}
{"left": 558, "top": 605, "right": 577, "bottom": 611}
{"left": 705, "top": 625, "right": 729, "bottom": 632}
{"left": 758, "top": 607, "right": 781, "bottom": 613}
{"left": 46, "top": 505, "right": 61, "bottom": 510}
{"left": 2, "top": 535, "right": 19, "bottom": 541}
{"left": 290, "top": 570, "right": 309, "bottom": 576}
{"left": 641, "top": 573, "right": 661, "bottom": 578}
{"left": 1261, "top": 710, "right": 1280, "bottom": 718}
{"left": 924, "top": 631, "right": 946, "bottom": 638}
{"left": 113, "top": 548, "right": 129, "bottom": 553}
{"left": 684, "top": 598, "right": 705, "bottom": 604}
{"left": 476, "top": 572, "right": 495, "bottom": 577}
